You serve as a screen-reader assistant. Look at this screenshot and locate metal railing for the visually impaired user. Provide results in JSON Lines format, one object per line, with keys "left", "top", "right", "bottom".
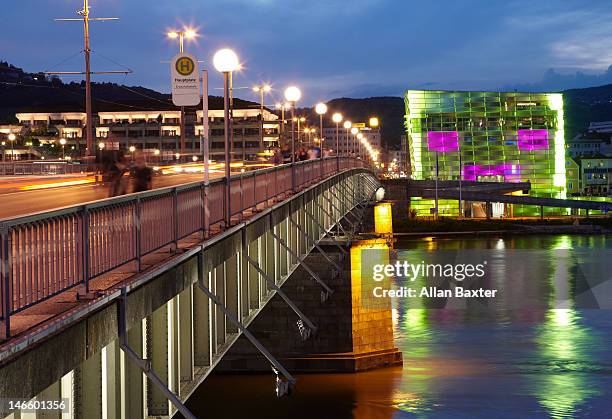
{"left": 0, "top": 162, "right": 90, "bottom": 176}
{"left": 0, "top": 157, "right": 366, "bottom": 339}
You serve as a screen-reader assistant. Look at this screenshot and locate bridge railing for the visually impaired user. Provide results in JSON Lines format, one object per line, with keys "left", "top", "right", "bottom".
{"left": 0, "top": 161, "right": 90, "bottom": 176}
{"left": 0, "top": 157, "right": 367, "bottom": 339}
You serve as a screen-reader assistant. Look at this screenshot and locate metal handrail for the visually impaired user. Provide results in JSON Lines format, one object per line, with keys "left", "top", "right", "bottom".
{"left": 0, "top": 157, "right": 367, "bottom": 339}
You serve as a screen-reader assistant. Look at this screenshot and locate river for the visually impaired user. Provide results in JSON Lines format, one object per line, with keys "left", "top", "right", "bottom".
{"left": 186, "top": 235, "right": 612, "bottom": 418}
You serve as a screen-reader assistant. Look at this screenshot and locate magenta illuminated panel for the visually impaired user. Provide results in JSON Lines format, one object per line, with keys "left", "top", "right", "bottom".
{"left": 517, "top": 129, "right": 549, "bottom": 151}
{"left": 462, "top": 164, "right": 521, "bottom": 182}
{"left": 427, "top": 131, "right": 459, "bottom": 152}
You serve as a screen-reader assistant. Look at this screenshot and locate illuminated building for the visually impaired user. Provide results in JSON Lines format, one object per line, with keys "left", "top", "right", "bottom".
{"left": 15, "top": 108, "right": 279, "bottom": 160}
{"left": 405, "top": 90, "right": 566, "bottom": 216}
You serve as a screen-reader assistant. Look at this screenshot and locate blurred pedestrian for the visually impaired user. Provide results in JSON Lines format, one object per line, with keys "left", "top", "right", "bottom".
{"left": 281, "top": 144, "right": 292, "bottom": 164}
{"left": 132, "top": 151, "right": 153, "bottom": 193}
{"left": 109, "top": 154, "right": 128, "bottom": 197}
{"left": 307, "top": 147, "right": 317, "bottom": 160}
{"left": 272, "top": 147, "right": 282, "bottom": 165}
{"left": 298, "top": 147, "right": 308, "bottom": 161}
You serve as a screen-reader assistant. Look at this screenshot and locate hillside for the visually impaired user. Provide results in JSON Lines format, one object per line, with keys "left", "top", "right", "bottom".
{"left": 0, "top": 62, "right": 258, "bottom": 122}
{"left": 299, "top": 97, "right": 405, "bottom": 150}
{"left": 563, "top": 84, "right": 612, "bottom": 139}
{"left": 3, "top": 61, "right": 612, "bottom": 148}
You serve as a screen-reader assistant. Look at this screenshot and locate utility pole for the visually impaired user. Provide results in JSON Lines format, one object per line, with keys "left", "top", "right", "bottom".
{"left": 51, "top": 0, "right": 130, "bottom": 159}
{"left": 83, "top": 0, "right": 93, "bottom": 158}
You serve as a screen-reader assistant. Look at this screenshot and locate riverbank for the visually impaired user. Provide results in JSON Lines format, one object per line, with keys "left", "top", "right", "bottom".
{"left": 392, "top": 217, "right": 612, "bottom": 235}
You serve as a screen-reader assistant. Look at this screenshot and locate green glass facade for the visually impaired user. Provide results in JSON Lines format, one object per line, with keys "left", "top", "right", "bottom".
{"left": 405, "top": 90, "right": 567, "bottom": 216}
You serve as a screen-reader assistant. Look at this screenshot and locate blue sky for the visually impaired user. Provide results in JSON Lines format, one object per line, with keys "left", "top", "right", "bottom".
{"left": 2, "top": 0, "right": 612, "bottom": 104}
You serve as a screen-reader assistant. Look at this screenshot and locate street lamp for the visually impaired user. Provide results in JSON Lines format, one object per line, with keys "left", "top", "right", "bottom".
{"left": 357, "top": 132, "right": 364, "bottom": 159}
{"left": 167, "top": 27, "right": 198, "bottom": 157}
{"left": 8, "top": 133, "right": 16, "bottom": 161}
{"left": 98, "top": 142, "right": 105, "bottom": 150}
{"left": 59, "top": 138, "right": 67, "bottom": 160}
{"left": 315, "top": 103, "right": 327, "bottom": 160}
{"left": 332, "top": 113, "right": 343, "bottom": 169}
{"left": 343, "top": 121, "right": 352, "bottom": 158}
{"left": 214, "top": 48, "right": 240, "bottom": 227}
{"left": 285, "top": 86, "right": 301, "bottom": 190}
{"left": 167, "top": 27, "right": 198, "bottom": 54}
{"left": 129, "top": 145, "right": 136, "bottom": 161}
{"left": 350, "top": 127, "right": 359, "bottom": 158}
{"left": 275, "top": 102, "right": 290, "bottom": 148}
{"left": 253, "top": 84, "right": 272, "bottom": 152}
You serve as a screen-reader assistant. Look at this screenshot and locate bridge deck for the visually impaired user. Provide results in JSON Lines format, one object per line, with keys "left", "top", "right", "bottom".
{"left": 0, "top": 158, "right": 364, "bottom": 350}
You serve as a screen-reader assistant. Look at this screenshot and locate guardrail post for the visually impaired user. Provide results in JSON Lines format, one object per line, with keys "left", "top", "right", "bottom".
{"left": 239, "top": 174, "right": 244, "bottom": 221}
{"left": 202, "top": 183, "right": 209, "bottom": 239}
{"left": 1, "top": 225, "right": 11, "bottom": 340}
{"left": 173, "top": 188, "right": 179, "bottom": 250}
{"left": 136, "top": 197, "right": 142, "bottom": 272}
{"left": 82, "top": 207, "right": 91, "bottom": 295}
{"left": 291, "top": 162, "right": 296, "bottom": 192}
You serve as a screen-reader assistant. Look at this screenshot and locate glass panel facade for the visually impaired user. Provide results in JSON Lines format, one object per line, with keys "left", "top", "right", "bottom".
{"left": 405, "top": 90, "right": 567, "bottom": 216}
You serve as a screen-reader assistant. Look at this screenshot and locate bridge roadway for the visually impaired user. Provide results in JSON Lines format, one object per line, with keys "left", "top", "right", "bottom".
{"left": 0, "top": 157, "right": 380, "bottom": 418}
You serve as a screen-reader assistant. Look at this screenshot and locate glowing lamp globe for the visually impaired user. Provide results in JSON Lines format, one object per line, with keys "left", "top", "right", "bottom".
{"left": 213, "top": 49, "right": 239, "bottom": 73}
{"left": 357, "top": 133, "right": 363, "bottom": 140}
{"left": 315, "top": 103, "right": 328, "bottom": 115}
{"left": 332, "top": 113, "right": 343, "bottom": 124}
{"left": 343, "top": 121, "right": 352, "bottom": 129}
{"left": 351, "top": 127, "right": 359, "bottom": 135}
{"left": 284, "top": 86, "right": 302, "bottom": 103}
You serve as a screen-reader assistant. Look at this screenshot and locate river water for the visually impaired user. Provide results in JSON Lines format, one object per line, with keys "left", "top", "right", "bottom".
{"left": 187, "top": 235, "right": 612, "bottom": 418}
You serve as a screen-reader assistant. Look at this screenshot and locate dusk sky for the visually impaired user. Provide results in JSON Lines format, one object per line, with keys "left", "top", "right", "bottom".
{"left": 3, "top": 0, "right": 612, "bottom": 104}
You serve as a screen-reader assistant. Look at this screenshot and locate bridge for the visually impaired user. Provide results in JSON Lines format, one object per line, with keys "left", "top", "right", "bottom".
{"left": 388, "top": 179, "right": 612, "bottom": 214}
{"left": 0, "top": 157, "right": 395, "bottom": 418}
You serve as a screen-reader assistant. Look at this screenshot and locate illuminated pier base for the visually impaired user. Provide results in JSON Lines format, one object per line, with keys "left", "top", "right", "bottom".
{"left": 217, "top": 240, "right": 402, "bottom": 373}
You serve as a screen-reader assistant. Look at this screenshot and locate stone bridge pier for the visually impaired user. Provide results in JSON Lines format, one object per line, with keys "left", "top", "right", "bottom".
{"left": 217, "top": 245, "right": 403, "bottom": 373}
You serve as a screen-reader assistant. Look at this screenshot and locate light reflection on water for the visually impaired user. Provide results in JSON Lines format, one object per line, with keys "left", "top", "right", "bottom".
{"left": 186, "top": 235, "right": 611, "bottom": 419}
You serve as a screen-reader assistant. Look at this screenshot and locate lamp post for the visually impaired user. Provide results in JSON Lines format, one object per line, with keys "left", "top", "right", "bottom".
{"left": 343, "top": 121, "right": 352, "bottom": 158}
{"left": 129, "top": 145, "right": 136, "bottom": 161}
{"left": 59, "top": 138, "right": 67, "bottom": 160}
{"left": 214, "top": 48, "right": 240, "bottom": 228}
{"left": 350, "top": 127, "right": 359, "bottom": 158}
{"left": 357, "top": 132, "right": 364, "bottom": 159}
{"left": 297, "top": 117, "right": 306, "bottom": 147}
{"left": 332, "top": 113, "right": 342, "bottom": 171}
{"left": 253, "top": 84, "right": 271, "bottom": 153}
{"left": 8, "top": 133, "right": 17, "bottom": 161}
{"left": 284, "top": 86, "right": 302, "bottom": 191}
{"left": 275, "top": 102, "right": 290, "bottom": 150}
{"left": 167, "top": 28, "right": 198, "bottom": 157}
{"left": 315, "top": 103, "right": 327, "bottom": 163}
